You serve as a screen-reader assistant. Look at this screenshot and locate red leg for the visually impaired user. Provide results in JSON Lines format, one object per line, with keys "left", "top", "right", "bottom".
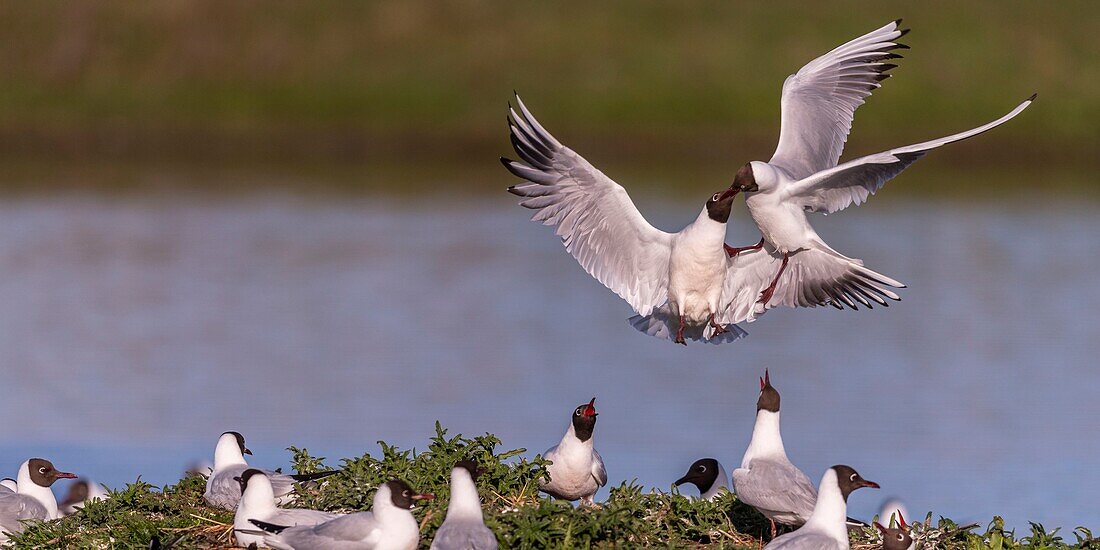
{"left": 674, "top": 315, "right": 687, "bottom": 345}
{"left": 725, "top": 237, "right": 765, "bottom": 258}
{"left": 757, "top": 253, "right": 789, "bottom": 305}
{"left": 708, "top": 314, "right": 728, "bottom": 336}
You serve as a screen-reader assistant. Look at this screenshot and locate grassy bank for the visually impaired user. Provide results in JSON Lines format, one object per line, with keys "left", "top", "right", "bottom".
{"left": 9, "top": 424, "right": 1095, "bottom": 549}
{"left": 0, "top": 1, "right": 1094, "bottom": 194}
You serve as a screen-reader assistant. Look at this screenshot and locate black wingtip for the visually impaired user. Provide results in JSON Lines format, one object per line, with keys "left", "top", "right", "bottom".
{"left": 878, "top": 63, "right": 899, "bottom": 72}
{"left": 890, "top": 43, "right": 911, "bottom": 50}
{"left": 249, "top": 519, "right": 289, "bottom": 534}
{"left": 500, "top": 156, "right": 514, "bottom": 167}
{"left": 893, "top": 18, "right": 902, "bottom": 26}
{"left": 1027, "top": 92, "right": 1038, "bottom": 101}
{"left": 898, "top": 28, "right": 911, "bottom": 38}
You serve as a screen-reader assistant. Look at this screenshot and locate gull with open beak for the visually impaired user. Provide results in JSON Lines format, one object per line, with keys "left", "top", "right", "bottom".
{"left": 875, "top": 510, "right": 914, "bottom": 550}
{"left": 0, "top": 458, "right": 77, "bottom": 542}
{"left": 539, "top": 398, "right": 607, "bottom": 505}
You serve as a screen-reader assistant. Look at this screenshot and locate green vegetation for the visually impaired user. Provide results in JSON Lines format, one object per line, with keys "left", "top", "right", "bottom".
{"left": 0, "top": 2, "right": 1094, "bottom": 195}
{"left": 9, "top": 424, "right": 1097, "bottom": 548}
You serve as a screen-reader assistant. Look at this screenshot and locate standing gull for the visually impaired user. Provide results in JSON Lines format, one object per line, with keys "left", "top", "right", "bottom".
{"left": 539, "top": 398, "right": 607, "bottom": 505}
{"left": 763, "top": 465, "right": 879, "bottom": 550}
{"left": 727, "top": 20, "right": 1034, "bottom": 310}
{"left": 204, "top": 431, "right": 339, "bottom": 510}
{"left": 674, "top": 458, "right": 730, "bottom": 501}
{"left": 732, "top": 370, "right": 816, "bottom": 536}
{"left": 431, "top": 460, "right": 498, "bottom": 550}
{"left": 249, "top": 480, "right": 433, "bottom": 550}
{"left": 0, "top": 459, "right": 76, "bottom": 542}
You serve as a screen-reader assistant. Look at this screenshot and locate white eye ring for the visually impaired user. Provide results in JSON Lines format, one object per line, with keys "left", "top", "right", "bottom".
{"left": 897, "top": 534, "right": 905, "bottom": 541}
{"left": 849, "top": 473, "right": 857, "bottom": 481}
{"left": 698, "top": 465, "right": 706, "bottom": 472}
{"left": 712, "top": 193, "right": 721, "bottom": 201}
{"left": 38, "top": 468, "right": 46, "bottom": 474}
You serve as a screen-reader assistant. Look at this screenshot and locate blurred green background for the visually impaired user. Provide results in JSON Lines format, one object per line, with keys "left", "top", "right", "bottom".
{"left": 0, "top": 1, "right": 1094, "bottom": 196}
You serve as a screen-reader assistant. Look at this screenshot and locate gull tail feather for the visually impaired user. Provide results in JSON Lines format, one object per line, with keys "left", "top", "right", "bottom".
{"left": 628, "top": 306, "right": 747, "bottom": 345}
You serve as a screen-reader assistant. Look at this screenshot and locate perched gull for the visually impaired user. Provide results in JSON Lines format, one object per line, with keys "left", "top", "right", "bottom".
{"left": 0, "top": 459, "right": 76, "bottom": 542}
{"left": 204, "top": 431, "right": 339, "bottom": 510}
{"left": 58, "top": 478, "right": 110, "bottom": 516}
{"left": 539, "top": 398, "right": 607, "bottom": 505}
{"left": 875, "top": 509, "right": 914, "bottom": 550}
{"left": 763, "top": 465, "right": 879, "bottom": 550}
{"left": 732, "top": 370, "right": 817, "bottom": 536}
{"left": 249, "top": 480, "right": 433, "bottom": 550}
{"left": 234, "top": 469, "right": 343, "bottom": 548}
{"left": 430, "top": 460, "right": 498, "bottom": 550}
{"left": 674, "top": 458, "right": 730, "bottom": 501}
{"left": 728, "top": 20, "right": 1034, "bottom": 310}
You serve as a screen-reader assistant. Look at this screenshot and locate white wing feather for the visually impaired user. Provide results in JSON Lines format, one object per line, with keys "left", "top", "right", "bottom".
{"left": 784, "top": 96, "right": 1036, "bottom": 213}
{"left": 504, "top": 95, "right": 674, "bottom": 316}
{"left": 769, "top": 20, "right": 909, "bottom": 180}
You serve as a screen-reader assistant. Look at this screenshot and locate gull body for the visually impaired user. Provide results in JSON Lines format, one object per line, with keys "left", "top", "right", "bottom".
{"left": 764, "top": 466, "right": 879, "bottom": 550}
{"left": 540, "top": 399, "right": 607, "bottom": 505}
{"left": 430, "top": 461, "right": 498, "bottom": 550}
{"left": 204, "top": 431, "right": 339, "bottom": 510}
{"left": 234, "top": 469, "right": 342, "bottom": 548}
{"left": 729, "top": 20, "right": 1034, "bottom": 310}
{"left": 0, "top": 459, "right": 76, "bottom": 542}
{"left": 58, "top": 479, "right": 110, "bottom": 516}
{"left": 249, "top": 480, "right": 432, "bottom": 550}
{"left": 733, "top": 371, "right": 817, "bottom": 529}
{"left": 674, "top": 458, "right": 730, "bottom": 501}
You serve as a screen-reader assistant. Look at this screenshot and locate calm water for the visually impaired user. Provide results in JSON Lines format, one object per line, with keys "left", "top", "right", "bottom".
{"left": 0, "top": 192, "right": 1096, "bottom": 528}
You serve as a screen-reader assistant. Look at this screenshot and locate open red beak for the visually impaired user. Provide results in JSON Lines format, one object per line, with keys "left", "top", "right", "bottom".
{"left": 584, "top": 397, "right": 597, "bottom": 417}
{"left": 411, "top": 493, "right": 434, "bottom": 501}
{"left": 55, "top": 472, "right": 77, "bottom": 479}
{"left": 759, "top": 368, "right": 770, "bottom": 390}
{"left": 897, "top": 510, "right": 907, "bottom": 528}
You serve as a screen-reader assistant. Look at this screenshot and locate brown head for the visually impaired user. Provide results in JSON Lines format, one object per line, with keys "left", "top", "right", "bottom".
{"left": 832, "top": 465, "right": 879, "bottom": 501}
{"left": 875, "top": 510, "right": 913, "bottom": 550}
{"left": 571, "top": 398, "right": 599, "bottom": 442}
{"left": 757, "top": 369, "right": 780, "bottom": 413}
{"left": 27, "top": 458, "right": 77, "bottom": 488}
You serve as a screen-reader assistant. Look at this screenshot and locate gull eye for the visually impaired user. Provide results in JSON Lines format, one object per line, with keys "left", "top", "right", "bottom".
{"left": 897, "top": 534, "right": 905, "bottom": 541}
{"left": 849, "top": 473, "right": 858, "bottom": 481}
{"left": 698, "top": 465, "right": 706, "bottom": 472}
{"left": 38, "top": 468, "right": 47, "bottom": 474}
{"left": 403, "top": 490, "right": 410, "bottom": 497}
{"left": 712, "top": 193, "right": 721, "bottom": 202}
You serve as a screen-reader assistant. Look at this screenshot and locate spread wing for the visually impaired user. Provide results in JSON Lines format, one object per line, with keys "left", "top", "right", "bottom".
{"left": 591, "top": 450, "right": 608, "bottom": 487}
{"left": 503, "top": 94, "right": 674, "bottom": 316}
{"left": 785, "top": 96, "right": 1035, "bottom": 214}
{"left": 717, "top": 244, "right": 904, "bottom": 324}
{"left": 732, "top": 459, "right": 818, "bottom": 522}
{"left": 769, "top": 21, "right": 908, "bottom": 181}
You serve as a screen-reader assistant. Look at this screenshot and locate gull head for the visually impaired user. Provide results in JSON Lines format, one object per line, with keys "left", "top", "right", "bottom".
{"left": 833, "top": 464, "right": 879, "bottom": 501}
{"left": 875, "top": 510, "right": 913, "bottom": 550}
{"left": 571, "top": 398, "right": 599, "bottom": 442}
{"left": 733, "top": 163, "right": 760, "bottom": 193}
{"left": 674, "top": 458, "right": 720, "bottom": 492}
{"left": 705, "top": 186, "right": 740, "bottom": 223}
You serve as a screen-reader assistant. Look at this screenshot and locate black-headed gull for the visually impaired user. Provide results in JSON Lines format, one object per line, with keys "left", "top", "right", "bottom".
{"left": 728, "top": 21, "right": 1034, "bottom": 310}
{"left": 732, "top": 370, "right": 817, "bottom": 536}
{"left": 674, "top": 458, "right": 729, "bottom": 501}
{"left": 430, "top": 460, "right": 498, "bottom": 550}
{"left": 763, "top": 465, "right": 879, "bottom": 550}
{"left": 233, "top": 469, "right": 343, "bottom": 548}
{"left": 0, "top": 459, "right": 76, "bottom": 542}
{"left": 539, "top": 398, "right": 607, "bottom": 505}
{"left": 58, "top": 478, "right": 109, "bottom": 516}
{"left": 504, "top": 95, "right": 850, "bottom": 345}
{"left": 249, "top": 480, "right": 433, "bottom": 550}
{"left": 204, "top": 431, "right": 339, "bottom": 510}
{"left": 875, "top": 509, "right": 914, "bottom": 550}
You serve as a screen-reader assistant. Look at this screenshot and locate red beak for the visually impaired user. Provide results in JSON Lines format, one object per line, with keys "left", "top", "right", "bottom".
{"left": 718, "top": 185, "right": 740, "bottom": 201}
{"left": 584, "top": 397, "right": 597, "bottom": 417}
{"left": 411, "top": 493, "right": 434, "bottom": 501}
{"left": 863, "top": 480, "right": 881, "bottom": 489}
{"left": 759, "top": 368, "right": 770, "bottom": 390}
{"left": 897, "top": 510, "right": 907, "bottom": 528}
{"left": 55, "top": 472, "right": 77, "bottom": 479}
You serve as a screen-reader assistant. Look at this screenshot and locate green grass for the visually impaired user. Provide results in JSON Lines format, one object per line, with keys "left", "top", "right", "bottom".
{"left": 0, "top": 0, "right": 1094, "bottom": 193}
{"left": 9, "top": 423, "right": 1097, "bottom": 548}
